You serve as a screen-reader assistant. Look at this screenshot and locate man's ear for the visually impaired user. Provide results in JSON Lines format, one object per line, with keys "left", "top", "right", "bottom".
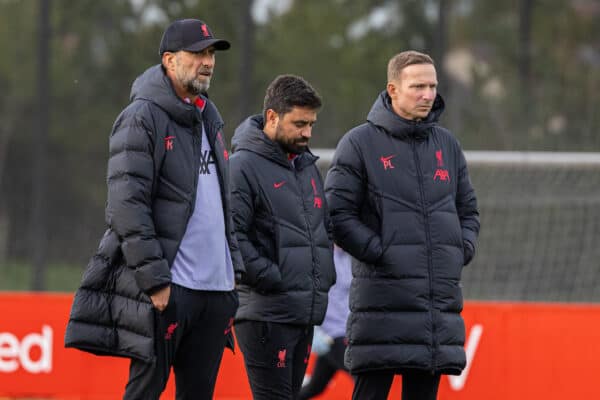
{"left": 161, "top": 52, "right": 176, "bottom": 72}
{"left": 264, "top": 109, "right": 279, "bottom": 134}
{"left": 387, "top": 81, "right": 398, "bottom": 99}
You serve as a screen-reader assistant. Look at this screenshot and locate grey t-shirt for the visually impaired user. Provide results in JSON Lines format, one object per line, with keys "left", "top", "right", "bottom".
{"left": 171, "top": 123, "right": 234, "bottom": 291}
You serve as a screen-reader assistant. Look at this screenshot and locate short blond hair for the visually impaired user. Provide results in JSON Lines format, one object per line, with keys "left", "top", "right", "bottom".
{"left": 387, "top": 51, "right": 434, "bottom": 82}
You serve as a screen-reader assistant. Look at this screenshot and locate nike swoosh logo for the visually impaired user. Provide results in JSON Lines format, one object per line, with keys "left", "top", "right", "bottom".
{"left": 273, "top": 181, "right": 286, "bottom": 188}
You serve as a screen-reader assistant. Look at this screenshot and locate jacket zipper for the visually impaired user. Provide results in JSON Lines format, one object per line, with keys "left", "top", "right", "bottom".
{"left": 294, "top": 166, "right": 318, "bottom": 324}
{"left": 173, "top": 125, "right": 200, "bottom": 261}
{"left": 412, "top": 139, "right": 436, "bottom": 373}
{"left": 191, "top": 126, "right": 201, "bottom": 218}
{"left": 206, "top": 121, "right": 227, "bottom": 213}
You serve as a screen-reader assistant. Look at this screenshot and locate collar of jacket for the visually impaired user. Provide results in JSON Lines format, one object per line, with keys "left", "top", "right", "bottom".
{"left": 232, "top": 114, "right": 318, "bottom": 170}
{"left": 366, "top": 90, "right": 445, "bottom": 141}
{"left": 129, "top": 64, "right": 212, "bottom": 128}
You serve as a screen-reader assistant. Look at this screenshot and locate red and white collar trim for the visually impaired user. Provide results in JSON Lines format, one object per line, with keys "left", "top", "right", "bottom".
{"left": 194, "top": 97, "right": 206, "bottom": 111}
{"left": 182, "top": 96, "right": 207, "bottom": 111}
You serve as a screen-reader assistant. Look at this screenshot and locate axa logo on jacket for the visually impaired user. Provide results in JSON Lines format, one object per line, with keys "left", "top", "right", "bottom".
{"left": 434, "top": 149, "right": 450, "bottom": 181}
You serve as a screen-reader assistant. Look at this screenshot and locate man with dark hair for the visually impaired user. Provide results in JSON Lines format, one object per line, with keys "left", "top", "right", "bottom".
{"left": 65, "top": 19, "right": 243, "bottom": 399}
{"left": 325, "top": 50, "right": 480, "bottom": 400}
{"left": 230, "top": 74, "right": 336, "bottom": 399}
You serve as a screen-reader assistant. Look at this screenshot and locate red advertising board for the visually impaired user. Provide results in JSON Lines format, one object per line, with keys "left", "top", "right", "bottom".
{"left": 1, "top": 293, "right": 599, "bottom": 399}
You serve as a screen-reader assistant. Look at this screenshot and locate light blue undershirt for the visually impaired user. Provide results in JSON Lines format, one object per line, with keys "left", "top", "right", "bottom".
{"left": 171, "top": 123, "right": 234, "bottom": 291}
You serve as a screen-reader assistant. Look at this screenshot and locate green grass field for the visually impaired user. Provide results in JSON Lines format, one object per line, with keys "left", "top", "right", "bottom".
{"left": 0, "top": 262, "right": 83, "bottom": 292}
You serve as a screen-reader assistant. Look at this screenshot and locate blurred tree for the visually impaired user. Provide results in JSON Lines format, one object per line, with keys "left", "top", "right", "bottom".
{"left": 236, "top": 0, "right": 256, "bottom": 124}
{"left": 0, "top": 1, "right": 37, "bottom": 266}
{"left": 518, "top": 0, "right": 533, "bottom": 99}
{"left": 434, "top": 0, "right": 450, "bottom": 95}
{"left": 449, "top": 0, "right": 600, "bottom": 150}
{"left": 252, "top": 0, "right": 439, "bottom": 146}
{"left": 30, "top": 0, "right": 51, "bottom": 290}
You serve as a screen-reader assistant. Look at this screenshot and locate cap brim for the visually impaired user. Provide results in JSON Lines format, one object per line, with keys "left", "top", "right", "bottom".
{"left": 184, "top": 39, "right": 231, "bottom": 52}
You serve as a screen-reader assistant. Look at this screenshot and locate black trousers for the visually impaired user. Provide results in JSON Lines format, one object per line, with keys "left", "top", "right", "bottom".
{"left": 298, "top": 337, "right": 349, "bottom": 399}
{"left": 352, "top": 370, "right": 441, "bottom": 400}
{"left": 235, "top": 321, "right": 314, "bottom": 400}
{"left": 123, "top": 285, "right": 238, "bottom": 400}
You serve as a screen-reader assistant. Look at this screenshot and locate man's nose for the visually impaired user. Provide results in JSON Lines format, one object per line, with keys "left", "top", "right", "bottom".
{"left": 301, "top": 127, "right": 312, "bottom": 138}
{"left": 423, "top": 88, "right": 436, "bottom": 101}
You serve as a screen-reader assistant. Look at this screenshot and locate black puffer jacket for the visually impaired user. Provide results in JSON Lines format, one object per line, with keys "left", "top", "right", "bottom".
{"left": 230, "top": 115, "right": 335, "bottom": 325}
{"left": 65, "top": 65, "right": 243, "bottom": 362}
{"left": 325, "top": 91, "right": 480, "bottom": 375}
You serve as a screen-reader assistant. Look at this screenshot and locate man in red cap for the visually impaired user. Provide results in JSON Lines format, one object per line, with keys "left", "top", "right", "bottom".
{"left": 65, "top": 19, "right": 243, "bottom": 399}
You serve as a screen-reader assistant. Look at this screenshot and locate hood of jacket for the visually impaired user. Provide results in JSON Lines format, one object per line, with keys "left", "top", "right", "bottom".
{"left": 232, "top": 114, "right": 318, "bottom": 169}
{"left": 367, "top": 90, "right": 445, "bottom": 140}
{"left": 130, "top": 64, "right": 201, "bottom": 128}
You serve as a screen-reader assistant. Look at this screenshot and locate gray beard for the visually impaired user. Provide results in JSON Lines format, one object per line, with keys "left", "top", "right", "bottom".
{"left": 186, "top": 78, "right": 210, "bottom": 95}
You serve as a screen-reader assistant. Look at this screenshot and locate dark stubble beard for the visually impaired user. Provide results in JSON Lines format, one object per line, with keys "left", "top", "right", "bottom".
{"left": 275, "top": 125, "right": 308, "bottom": 155}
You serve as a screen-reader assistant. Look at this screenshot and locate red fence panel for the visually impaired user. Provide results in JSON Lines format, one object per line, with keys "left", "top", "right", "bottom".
{"left": 0, "top": 293, "right": 598, "bottom": 399}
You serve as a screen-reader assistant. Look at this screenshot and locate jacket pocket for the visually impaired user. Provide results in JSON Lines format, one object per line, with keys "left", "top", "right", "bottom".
{"left": 158, "top": 175, "right": 192, "bottom": 203}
